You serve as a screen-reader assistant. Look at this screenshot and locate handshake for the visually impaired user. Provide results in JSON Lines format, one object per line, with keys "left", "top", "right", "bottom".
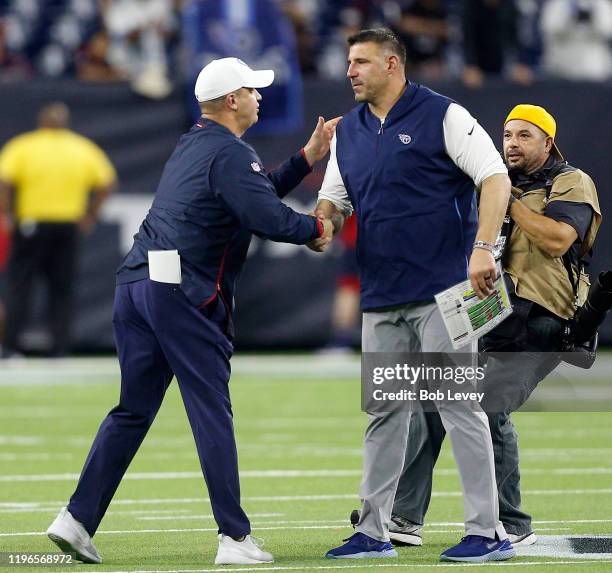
{"left": 307, "top": 209, "right": 334, "bottom": 252}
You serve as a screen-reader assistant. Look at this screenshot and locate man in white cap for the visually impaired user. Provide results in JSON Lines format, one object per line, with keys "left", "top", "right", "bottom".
{"left": 46, "top": 57, "right": 338, "bottom": 565}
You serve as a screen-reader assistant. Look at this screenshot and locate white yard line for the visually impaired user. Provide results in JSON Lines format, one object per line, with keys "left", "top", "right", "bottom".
{"left": 0, "top": 452, "right": 74, "bottom": 461}
{"left": 0, "top": 525, "right": 589, "bottom": 538}
{"left": 36, "top": 559, "right": 612, "bottom": 573}
{"left": 0, "top": 525, "right": 371, "bottom": 537}
{"left": 135, "top": 513, "right": 284, "bottom": 521}
{"left": 3, "top": 353, "right": 612, "bottom": 384}
{"left": 2, "top": 449, "right": 610, "bottom": 462}
{"left": 0, "top": 355, "right": 362, "bottom": 385}
{"left": 0, "top": 495, "right": 358, "bottom": 510}
{"left": 136, "top": 517, "right": 332, "bottom": 523}
{"left": 2, "top": 467, "right": 612, "bottom": 483}
{"left": 1, "top": 448, "right": 611, "bottom": 463}
{"left": 0, "top": 470, "right": 361, "bottom": 482}
{"left": 3, "top": 495, "right": 612, "bottom": 515}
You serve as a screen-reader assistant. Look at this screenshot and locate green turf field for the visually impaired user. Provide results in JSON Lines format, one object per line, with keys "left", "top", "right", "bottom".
{"left": 0, "top": 355, "right": 611, "bottom": 572}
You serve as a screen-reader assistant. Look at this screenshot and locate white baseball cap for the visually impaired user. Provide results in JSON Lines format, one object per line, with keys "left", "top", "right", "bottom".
{"left": 194, "top": 57, "right": 275, "bottom": 102}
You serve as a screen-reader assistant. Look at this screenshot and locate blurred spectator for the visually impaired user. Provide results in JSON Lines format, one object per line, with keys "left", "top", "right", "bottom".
{"left": 0, "top": 17, "right": 31, "bottom": 81}
{"left": 0, "top": 102, "right": 117, "bottom": 357}
{"left": 541, "top": 0, "right": 612, "bottom": 81}
{"left": 323, "top": 214, "right": 361, "bottom": 353}
{"left": 514, "top": 0, "right": 545, "bottom": 72}
{"left": 318, "top": 2, "right": 367, "bottom": 78}
{"left": 100, "top": 0, "right": 175, "bottom": 98}
{"left": 0, "top": 212, "right": 9, "bottom": 352}
{"left": 77, "top": 29, "right": 127, "bottom": 82}
{"left": 396, "top": 0, "right": 449, "bottom": 80}
{"left": 462, "top": 0, "right": 534, "bottom": 88}
{"left": 279, "top": 0, "right": 319, "bottom": 74}
{"left": 317, "top": 0, "right": 397, "bottom": 78}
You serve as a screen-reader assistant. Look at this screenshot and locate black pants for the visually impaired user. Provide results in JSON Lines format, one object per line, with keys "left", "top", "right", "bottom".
{"left": 4, "top": 222, "right": 78, "bottom": 356}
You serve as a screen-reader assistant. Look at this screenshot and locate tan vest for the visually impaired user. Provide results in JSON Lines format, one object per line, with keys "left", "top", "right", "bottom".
{"left": 505, "top": 169, "right": 602, "bottom": 320}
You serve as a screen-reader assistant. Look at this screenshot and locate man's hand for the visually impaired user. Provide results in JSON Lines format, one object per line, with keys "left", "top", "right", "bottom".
{"left": 302, "top": 116, "right": 342, "bottom": 166}
{"left": 306, "top": 212, "right": 333, "bottom": 252}
{"left": 469, "top": 248, "right": 496, "bottom": 299}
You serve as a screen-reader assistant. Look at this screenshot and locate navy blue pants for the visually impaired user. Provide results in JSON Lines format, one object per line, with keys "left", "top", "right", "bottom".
{"left": 67, "top": 279, "right": 250, "bottom": 538}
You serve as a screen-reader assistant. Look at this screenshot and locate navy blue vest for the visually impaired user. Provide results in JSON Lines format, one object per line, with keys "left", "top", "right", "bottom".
{"left": 336, "top": 83, "right": 478, "bottom": 310}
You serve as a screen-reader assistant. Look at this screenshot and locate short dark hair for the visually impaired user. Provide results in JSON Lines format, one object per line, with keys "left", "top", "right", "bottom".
{"left": 347, "top": 28, "right": 406, "bottom": 66}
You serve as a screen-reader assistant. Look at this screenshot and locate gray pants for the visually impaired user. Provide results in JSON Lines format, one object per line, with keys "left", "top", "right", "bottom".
{"left": 393, "top": 300, "right": 563, "bottom": 535}
{"left": 356, "top": 301, "right": 506, "bottom": 541}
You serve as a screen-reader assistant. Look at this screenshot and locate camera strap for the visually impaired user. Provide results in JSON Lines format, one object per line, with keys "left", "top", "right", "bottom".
{"left": 544, "top": 166, "right": 583, "bottom": 311}
{"left": 562, "top": 253, "right": 582, "bottom": 311}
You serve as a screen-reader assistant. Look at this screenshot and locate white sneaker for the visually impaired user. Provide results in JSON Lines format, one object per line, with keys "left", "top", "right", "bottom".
{"left": 388, "top": 515, "right": 423, "bottom": 546}
{"left": 214, "top": 534, "right": 274, "bottom": 564}
{"left": 47, "top": 507, "right": 102, "bottom": 564}
{"left": 507, "top": 532, "right": 537, "bottom": 547}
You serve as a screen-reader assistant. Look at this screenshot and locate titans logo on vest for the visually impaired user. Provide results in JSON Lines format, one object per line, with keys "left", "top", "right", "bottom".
{"left": 398, "top": 133, "right": 412, "bottom": 145}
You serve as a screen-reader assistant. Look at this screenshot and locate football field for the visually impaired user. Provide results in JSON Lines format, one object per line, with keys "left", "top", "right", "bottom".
{"left": 1, "top": 355, "right": 611, "bottom": 572}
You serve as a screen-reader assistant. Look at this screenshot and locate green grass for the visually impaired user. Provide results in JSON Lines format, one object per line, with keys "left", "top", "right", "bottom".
{"left": 0, "top": 356, "right": 611, "bottom": 572}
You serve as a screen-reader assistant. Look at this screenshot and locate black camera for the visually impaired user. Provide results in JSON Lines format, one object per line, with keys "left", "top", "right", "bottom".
{"left": 576, "top": 7, "right": 593, "bottom": 23}
{"left": 560, "top": 271, "right": 612, "bottom": 368}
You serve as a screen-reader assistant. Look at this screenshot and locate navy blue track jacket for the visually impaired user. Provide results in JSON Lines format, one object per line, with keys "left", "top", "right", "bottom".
{"left": 117, "top": 118, "right": 320, "bottom": 309}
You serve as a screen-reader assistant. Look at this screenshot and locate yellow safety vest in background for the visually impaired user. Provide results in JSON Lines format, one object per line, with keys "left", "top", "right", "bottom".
{"left": 0, "top": 128, "right": 116, "bottom": 223}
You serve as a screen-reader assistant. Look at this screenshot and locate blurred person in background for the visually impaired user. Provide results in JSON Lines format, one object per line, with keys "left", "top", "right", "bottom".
{"left": 541, "top": 0, "right": 612, "bottom": 81}
{"left": 513, "top": 0, "right": 545, "bottom": 75}
{"left": 100, "top": 0, "right": 176, "bottom": 98}
{"left": 279, "top": 0, "right": 319, "bottom": 75}
{"left": 322, "top": 214, "right": 361, "bottom": 352}
{"left": 396, "top": 0, "right": 449, "bottom": 80}
{"left": 0, "top": 17, "right": 31, "bottom": 82}
{"left": 0, "top": 102, "right": 116, "bottom": 358}
{"left": 462, "top": 0, "right": 534, "bottom": 87}
{"left": 317, "top": 0, "right": 393, "bottom": 78}
{"left": 77, "top": 29, "right": 127, "bottom": 82}
{"left": 0, "top": 212, "right": 9, "bottom": 351}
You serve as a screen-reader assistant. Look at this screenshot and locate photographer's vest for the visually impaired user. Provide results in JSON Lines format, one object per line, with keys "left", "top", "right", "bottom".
{"left": 505, "top": 164, "right": 601, "bottom": 320}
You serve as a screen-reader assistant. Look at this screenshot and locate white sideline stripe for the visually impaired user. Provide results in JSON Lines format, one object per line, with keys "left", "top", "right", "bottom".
{"left": 3, "top": 467, "right": 612, "bottom": 482}
{"left": 0, "top": 470, "right": 362, "bottom": 482}
{"left": 0, "top": 495, "right": 358, "bottom": 510}
{"left": 136, "top": 512, "right": 284, "bottom": 521}
{"left": 137, "top": 517, "right": 345, "bottom": 523}
{"left": 0, "top": 525, "right": 368, "bottom": 537}
{"left": 3, "top": 494, "right": 612, "bottom": 515}
{"left": 37, "top": 559, "right": 612, "bottom": 573}
{"left": 0, "top": 525, "right": 582, "bottom": 538}
{"left": 0, "top": 354, "right": 362, "bottom": 384}
{"left": 4, "top": 352, "right": 612, "bottom": 374}
{"left": 1, "top": 485, "right": 610, "bottom": 498}
{"left": 4, "top": 449, "right": 612, "bottom": 462}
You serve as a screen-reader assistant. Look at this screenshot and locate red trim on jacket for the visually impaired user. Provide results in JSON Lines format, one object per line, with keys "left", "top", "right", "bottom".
{"left": 300, "top": 148, "right": 312, "bottom": 170}
{"left": 316, "top": 218, "right": 324, "bottom": 238}
{"left": 198, "top": 244, "right": 229, "bottom": 308}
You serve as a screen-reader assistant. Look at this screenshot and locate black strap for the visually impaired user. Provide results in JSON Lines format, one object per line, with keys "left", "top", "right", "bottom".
{"left": 543, "top": 164, "right": 582, "bottom": 309}
{"left": 561, "top": 252, "right": 582, "bottom": 309}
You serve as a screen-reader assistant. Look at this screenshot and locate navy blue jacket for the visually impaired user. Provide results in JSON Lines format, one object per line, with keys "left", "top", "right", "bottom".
{"left": 117, "top": 118, "right": 319, "bottom": 308}
{"left": 336, "top": 83, "right": 478, "bottom": 310}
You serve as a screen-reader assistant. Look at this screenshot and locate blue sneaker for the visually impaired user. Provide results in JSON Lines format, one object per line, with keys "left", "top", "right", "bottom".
{"left": 326, "top": 533, "right": 398, "bottom": 559}
{"left": 440, "top": 536, "right": 515, "bottom": 562}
